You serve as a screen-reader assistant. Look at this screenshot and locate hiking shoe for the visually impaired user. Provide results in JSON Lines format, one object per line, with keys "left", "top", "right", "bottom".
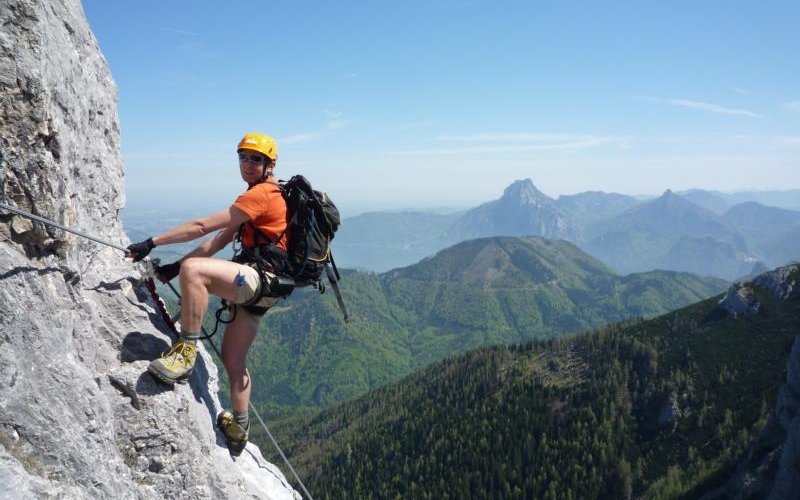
{"left": 147, "top": 339, "right": 197, "bottom": 384}
{"left": 217, "top": 410, "right": 249, "bottom": 457}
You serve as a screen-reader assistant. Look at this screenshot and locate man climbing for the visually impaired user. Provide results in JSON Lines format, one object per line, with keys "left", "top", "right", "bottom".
{"left": 126, "top": 132, "right": 288, "bottom": 456}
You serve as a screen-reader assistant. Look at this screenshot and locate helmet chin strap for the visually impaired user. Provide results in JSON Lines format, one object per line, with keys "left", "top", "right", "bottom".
{"left": 248, "top": 166, "right": 271, "bottom": 188}
{"left": 262, "top": 162, "right": 275, "bottom": 181}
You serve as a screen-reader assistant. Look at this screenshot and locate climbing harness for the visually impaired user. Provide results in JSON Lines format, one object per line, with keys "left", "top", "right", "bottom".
{"left": 0, "top": 201, "right": 315, "bottom": 500}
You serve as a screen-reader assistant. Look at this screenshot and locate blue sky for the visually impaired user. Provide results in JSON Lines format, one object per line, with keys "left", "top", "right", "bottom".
{"left": 82, "top": 1, "right": 800, "bottom": 216}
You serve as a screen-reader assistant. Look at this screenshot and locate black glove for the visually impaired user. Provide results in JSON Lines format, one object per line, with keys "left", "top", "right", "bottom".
{"left": 155, "top": 261, "right": 181, "bottom": 283}
{"left": 126, "top": 237, "right": 155, "bottom": 262}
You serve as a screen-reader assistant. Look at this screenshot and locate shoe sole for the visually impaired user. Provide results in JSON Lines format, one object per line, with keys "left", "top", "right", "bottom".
{"left": 227, "top": 440, "right": 247, "bottom": 457}
{"left": 148, "top": 365, "right": 191, "bottom": 385}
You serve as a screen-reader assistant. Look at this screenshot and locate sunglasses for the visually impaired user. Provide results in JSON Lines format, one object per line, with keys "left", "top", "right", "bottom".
{"left": 238, "top": 152, "right": 267, "bottom": 164}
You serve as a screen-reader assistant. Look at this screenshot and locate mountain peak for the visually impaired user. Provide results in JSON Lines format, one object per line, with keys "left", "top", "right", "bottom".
{"left": 449, "top": 179, "right": 580, "bottom": 241}
{"left": 650, "top": 188, "right": 698, "bottom": 211}
{"left": 501, "top": 179, "right": 551, "bottom": 205}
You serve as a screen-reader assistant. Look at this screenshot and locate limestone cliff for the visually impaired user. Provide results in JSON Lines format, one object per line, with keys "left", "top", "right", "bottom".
{"left": 0, "top": 1, "right": 298, "bottom": 498}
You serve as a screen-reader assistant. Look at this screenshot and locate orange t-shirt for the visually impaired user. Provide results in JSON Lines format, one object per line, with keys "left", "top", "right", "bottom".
{"left": 232, "top": 181, "right": 288, "bottom": 251}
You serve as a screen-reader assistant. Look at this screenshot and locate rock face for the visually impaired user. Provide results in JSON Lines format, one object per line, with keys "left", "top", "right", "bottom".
{"left": 0, "top": 1, "right": 298, "bottom": 498}
{"left": 751, "top": 266, "right": 797, "bottom": 301}
{"left": 717, "top": 283, "right": 761, "bottom": 317}
{"left": 717, "top": 265, "right": 798, "bottom": 317}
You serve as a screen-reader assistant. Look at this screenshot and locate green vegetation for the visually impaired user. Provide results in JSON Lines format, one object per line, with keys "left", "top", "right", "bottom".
{"left": 238, "top": 236, "right": 726, "bottom": 419}
{"left": 266, "top": 275, "right": 798, "bottom": 499}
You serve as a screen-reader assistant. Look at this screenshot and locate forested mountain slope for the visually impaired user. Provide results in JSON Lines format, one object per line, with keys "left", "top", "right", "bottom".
{"left": 270, "top": 265, "right": 799, "bottom": 499}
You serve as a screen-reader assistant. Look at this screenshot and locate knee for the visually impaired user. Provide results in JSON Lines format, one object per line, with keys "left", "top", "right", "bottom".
{"left": 180, "top": 257, "right": 204, "bottom": 284}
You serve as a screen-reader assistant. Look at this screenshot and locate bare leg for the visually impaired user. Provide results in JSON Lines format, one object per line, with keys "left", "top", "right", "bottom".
{"left": 148, "top": 256, "right": 248, "bottom": 384}
{"left": 178, "top": 257, "right": 243, "bottom": 333}
{"left": 221, "top": 311, "right": 258, "bottom": 413}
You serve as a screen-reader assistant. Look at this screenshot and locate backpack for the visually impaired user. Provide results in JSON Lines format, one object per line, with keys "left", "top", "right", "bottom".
{"left": 281, "top": 175, "right": 340, "bottom": 283}
{"left": 235, "top": 175, "right": 349, "bottom": 321}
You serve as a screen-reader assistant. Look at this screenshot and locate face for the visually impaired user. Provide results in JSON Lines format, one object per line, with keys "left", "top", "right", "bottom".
{"left": 238, "top": 148, "right": 269, "bottom": 183}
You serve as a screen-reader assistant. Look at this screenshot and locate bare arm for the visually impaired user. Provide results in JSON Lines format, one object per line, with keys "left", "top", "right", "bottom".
{"left": 126, "top": 207, "right": 252, "bottom": 263}
{"left": 151, "top": 208, "right": 232, "bottom": 247}
{"left": 176, "top": 206, "right": 251, "bottom": 260}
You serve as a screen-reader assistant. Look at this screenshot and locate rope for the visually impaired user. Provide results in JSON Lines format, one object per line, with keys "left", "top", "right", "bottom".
{"left": 144, "top": 278, "right": 179, "bottom": 334}
{"left": 144, "top": 278, "right": 314, "bottom": 500}
{"left": 249, "top": 401, "right": 313, "bottom": 500}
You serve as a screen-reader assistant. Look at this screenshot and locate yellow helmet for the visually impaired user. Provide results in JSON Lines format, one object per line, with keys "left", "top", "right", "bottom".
{"left": 237, "top": 132, "right": 278, "bottom": 161}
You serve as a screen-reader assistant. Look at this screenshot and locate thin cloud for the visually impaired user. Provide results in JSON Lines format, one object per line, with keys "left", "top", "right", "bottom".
{"left": 731, "top": 87, "right": 749, "bottom": 94}
{"left": 322, "top": 107, "right": 359, "bottom": 129}
{"left": 281, "top": 132, "right": 328, "bottom": 144}
{"left": 785, "top": 101, "right": 800, "bottom": 111}
{"left": 176, "top": 42, "right": 216, "bottom": 60}
{"left": 653, "top": 97, "right": 763, "bottom": 118}
{"left": 391, "top": 121, "right": 435, "bottom": 131}
{"left": 439, "top": 132, "right": 631, "bottom": 149}
{"left": 388, "top": 135, "right": 621, "bottom": 156}
{"left": 323, "top": 107, "right": 343, "bottom": 119}
{"left": 155, "top": 25, "right": 198, "bottom": 37}
{"left": 437, "top": 133, "right": 599, "bottom": 142}
{"left": 734, "top": 134, "right": 800, "bottom": 146}
{"left": 328, "top": 117, "right": 358, "bottom": 130}
{"left": 282, "top": 109, "right": 357, "bottom": 143}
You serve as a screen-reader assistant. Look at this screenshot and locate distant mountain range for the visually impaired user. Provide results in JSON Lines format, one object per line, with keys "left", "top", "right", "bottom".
{"left": 556, "top": 190, "right": 641, "bottom": 224}
{"left": 583, "top": 189, "right": 758, "bottom": 278}
{"left": 679, "top": 188, "right": 800, "bottom": 213}
{"left": 271, "top": 264, "right": 800, "bottom": 499}
{"left": 242, "top": 235, "right": 727, "bottom": 417}
{"left": 444, "top": 181, "right": 582, "bottom": 242}
{"left": 586, "top": 190, "right": 800, "bottom": 279}
{"left": 333, "top": 179, "right": 800, "bottom": 279}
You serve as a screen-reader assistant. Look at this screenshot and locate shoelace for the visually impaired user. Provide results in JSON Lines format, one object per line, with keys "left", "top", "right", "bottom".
{"left": 162, "top": 341, "right": 196, "bottom": 367}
